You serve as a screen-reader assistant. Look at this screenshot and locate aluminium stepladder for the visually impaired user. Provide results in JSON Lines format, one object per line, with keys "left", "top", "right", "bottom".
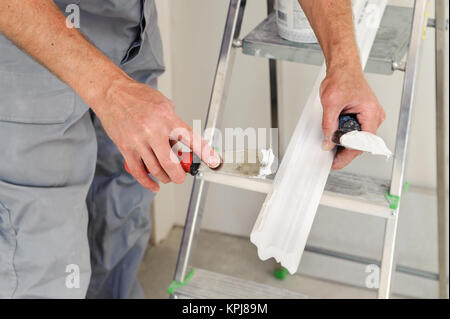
{"left": 169, "top": 0, "right": 449, "bottom": 299}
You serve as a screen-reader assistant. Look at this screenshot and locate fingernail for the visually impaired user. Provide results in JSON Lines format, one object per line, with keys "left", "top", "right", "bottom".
{"left": 208, "top": 155, "right": 221, "bottom": 168}
{"left": 322, "top": 137, "right": 333, "bottom": 151}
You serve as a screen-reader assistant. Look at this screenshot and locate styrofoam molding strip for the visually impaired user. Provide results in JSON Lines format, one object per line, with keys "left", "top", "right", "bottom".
{"left": 250, "top": 0, "right": 388, "bottom": 275}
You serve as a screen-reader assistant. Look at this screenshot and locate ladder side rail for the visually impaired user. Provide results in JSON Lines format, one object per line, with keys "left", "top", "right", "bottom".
{"left": 435, "top": 0, "right": 449, "bottom": 300}
{"left": 204, "top": 0, "right": 247, "bottom": 143}
{"left": 172, "top": 0, "right": 248, "bottom": 287}
{"left": 378, "top": 0, "right": 428, "bottom": 299}
{"left": 267, "top": 0, "right": 280, "bottom": 152}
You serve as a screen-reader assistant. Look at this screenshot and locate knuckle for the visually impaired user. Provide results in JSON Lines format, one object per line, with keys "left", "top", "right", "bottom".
{"left": 151, "top": 168, "right": 169, "bottom": 183}
{"left": 127, "top": 133, "right": 142, "bottom": 147}
{"left": 149, "top": 164, "right": 162, "bottom": 175}
{"left": 133, "top": 171, "right": 148, "bottom": 181}
{"left": 156, "top": 101, "right": 175, "bottom": 114}
{"left": 171, "top": 125, "right": 189, "bottom": 140}
{"left": 320, "top": 78, "right": 330, "bottom": 95}
{"left": 380, "top": 109, "right": 387, "bottom": 121}
{"left": 167, "top": 100, "right": 175, "bottom": 109}
{"left": 120, "top": 145, "right": 133, "bottom": 154}
{"left": 321, "top": 89, "right": 340, "bottom": 107}
{"left": 118, "top": 139, "right": 136, "bottom": 153}
{"left": 321, "top": 119, "right": 334, "bottom": 132}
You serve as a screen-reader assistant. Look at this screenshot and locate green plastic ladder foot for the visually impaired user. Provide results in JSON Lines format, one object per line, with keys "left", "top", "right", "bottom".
{"left": 168, "top": 268, "right": 195, "bottom": 295}
{"left": 274, "top": 267, "right": 288, "bottom": 280}
{"left": 385, "top": 182, "right": 409, "bottom": 210}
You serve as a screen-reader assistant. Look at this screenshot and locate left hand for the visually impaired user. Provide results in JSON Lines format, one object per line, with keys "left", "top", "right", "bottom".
{"left": 320, "top": 65, "right": 386, "bottom": 170}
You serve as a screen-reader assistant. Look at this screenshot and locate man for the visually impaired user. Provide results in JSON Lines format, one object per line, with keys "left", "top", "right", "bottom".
{"left": 0, "top": 0, "right": 385, "bottom": 298}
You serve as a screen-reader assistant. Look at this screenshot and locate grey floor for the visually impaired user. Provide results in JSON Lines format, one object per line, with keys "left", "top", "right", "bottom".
{"left": 138, "top": 226, "right": 397, "bottom": 299}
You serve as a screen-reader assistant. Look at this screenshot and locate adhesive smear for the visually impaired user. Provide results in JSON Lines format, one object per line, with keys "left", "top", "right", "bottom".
{"left": 258, "top": 149, "right": 277, "bottom": 177}
{"left": 340, "top": 131, "right": 392, "bottom": 157}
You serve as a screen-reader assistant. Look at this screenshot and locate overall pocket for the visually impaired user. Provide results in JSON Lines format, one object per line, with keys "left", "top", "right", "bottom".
{"left": 0, "top": 201, "right": 17, "bottom": 298}
{"left": 121, "top": 0, "right": 147, "bottom": 65}
{"left": 0, "top": 71, "right": 75, "bottom": 125}
{"left": 0, "top": 38, "right": 75, "bottom": 125}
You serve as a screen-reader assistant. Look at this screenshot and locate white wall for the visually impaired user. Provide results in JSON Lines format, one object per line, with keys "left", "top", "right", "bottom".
{"left": 154, "top": 0, "right": 449, "bottom": 297}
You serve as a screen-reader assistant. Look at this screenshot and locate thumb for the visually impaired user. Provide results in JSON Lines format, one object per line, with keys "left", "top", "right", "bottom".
{"left": 320, "top": 80, "right": 341, "bottom": 151}
{"left": 321, "top": 106, "right": 340, "bottom": 151}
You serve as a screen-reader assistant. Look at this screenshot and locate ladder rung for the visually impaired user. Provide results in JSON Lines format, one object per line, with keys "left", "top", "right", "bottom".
{"left": 198, "top": 170, "right": 273, "bottom": 193}
{"left": 198, "top": 170, "right": 393, "bottom": 219}
{"left": 173, "top": 268, "right": 307, "bottom": 299}
{"left": 324, "top": 171, "right": 392, "bottom": 218}
{"left": 242, "top": 6, "right": 413, "bottom": 75}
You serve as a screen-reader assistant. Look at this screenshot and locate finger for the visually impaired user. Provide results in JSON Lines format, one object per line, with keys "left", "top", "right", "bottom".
{"left": 171, "top": 124, "right": 221, "bottom": 168}
{"left": 169, "top": 139, "right": 182, "bottom": 153}
{"left": 321, "top": 104, "right": 342, "bottom": 152}
{"left": 124, "top": 151, "right": 160, "bottom": 192}
{"left": 170, "top": 140, "right": 186, "bottom": 159}
{"left": 343, "top": 103, "right": 385, "bottom": 138}
{"left": 357, "top": 109, "right": 381, "bottom": 134}
{"left": 332, "top": 148, "right": 362, "bottom": 170}
{"left": 152, "top": 142, "right": 186, "bottom": 184}
{"left": 138, "top": 145, "right": 171, "bottom": 184}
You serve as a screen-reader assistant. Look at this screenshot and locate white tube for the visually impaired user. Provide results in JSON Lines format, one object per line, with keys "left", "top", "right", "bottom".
{"left": 276, "top": 0, "right": 318, "bottom": 43}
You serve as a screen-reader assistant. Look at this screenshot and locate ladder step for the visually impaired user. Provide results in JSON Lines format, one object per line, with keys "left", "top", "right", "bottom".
{"left": 242, "top": 6, "right": 413, "bottom": 75}
{"left": 173, "top": 268, "right": 307, "bottom": 299}
{"left": 198, "top": 170, "right": 393, "bottom": 219}
{"left": 323, "top": 171, "right": 392, "bottom": 218}
{"left": 198, "top": 170, "right": 273, "bottom": 193}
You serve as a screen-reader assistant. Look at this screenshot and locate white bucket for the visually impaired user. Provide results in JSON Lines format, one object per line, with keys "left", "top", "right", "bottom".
{"left": 276, "top": 0, "right": 318, "bottom": 43}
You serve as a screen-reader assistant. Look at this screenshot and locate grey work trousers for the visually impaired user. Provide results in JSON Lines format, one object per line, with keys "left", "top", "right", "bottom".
{"left": 0, "top": 1, "right": 164, "bottom": 298}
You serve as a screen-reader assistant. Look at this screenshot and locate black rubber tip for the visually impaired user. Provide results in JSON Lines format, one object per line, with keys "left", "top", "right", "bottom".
{"left": 189, "top": 162, "right": 201, "bottom": 176}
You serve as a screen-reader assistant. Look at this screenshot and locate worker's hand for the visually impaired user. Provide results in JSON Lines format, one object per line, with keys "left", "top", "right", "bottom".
{"left": 320, "top": 65, "right": 386, "bottom": 170}
{"left": 94, "top": 79, "right": 220, "bottom": 193}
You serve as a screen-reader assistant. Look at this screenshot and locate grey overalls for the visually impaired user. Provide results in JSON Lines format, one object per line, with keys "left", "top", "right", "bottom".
{"left": 0, "top": 0, "right": 164, "bottom": 298}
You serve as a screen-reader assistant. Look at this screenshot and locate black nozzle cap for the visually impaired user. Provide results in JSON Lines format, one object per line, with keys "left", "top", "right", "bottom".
{"left": 339, "top": 114, "right": 361, "bottom": 133}
{"left": 189, "top": 153, "right": 202, "bottom": 176}
{"left": 332, "top": 114, "right": 362, "bottom": 144}
{"left": 190, "top": 162, "right": 201, "bottom": 176}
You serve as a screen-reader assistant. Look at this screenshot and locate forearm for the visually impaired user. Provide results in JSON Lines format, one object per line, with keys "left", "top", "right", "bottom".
{"left": 298, "top": 0, "right": 361, "bottom": 74}
{"left": 0, "top": 1, "right": 223, "bottom": 187}
{"left": 298, "top": 1, "right": 385, "bottom": 169}
{"left": 0, "top": 0, "right": 129, "bottom": 112}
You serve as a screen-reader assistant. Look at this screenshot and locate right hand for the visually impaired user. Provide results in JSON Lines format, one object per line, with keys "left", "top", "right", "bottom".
{"left": 320, "top": 65, "right": 386, "bottom": 170}
{"left": 94, "top": 78, "right": 220, "bottom": 193}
